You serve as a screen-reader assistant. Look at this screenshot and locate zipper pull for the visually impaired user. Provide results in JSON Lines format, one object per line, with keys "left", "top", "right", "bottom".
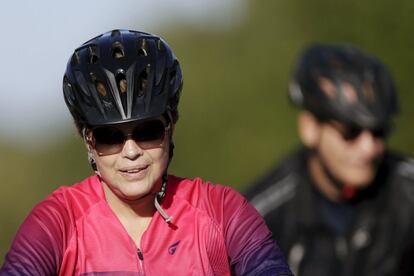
{"left": 137, "top": 248, "right": 144, "bottom": 261}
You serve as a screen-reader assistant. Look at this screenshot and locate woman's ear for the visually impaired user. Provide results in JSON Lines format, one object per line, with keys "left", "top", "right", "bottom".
{"left": 298, "top": 111, "right": 321, "bottom": 148}
{"left": 82, "top": 128, "right": 98, "bottom": 173}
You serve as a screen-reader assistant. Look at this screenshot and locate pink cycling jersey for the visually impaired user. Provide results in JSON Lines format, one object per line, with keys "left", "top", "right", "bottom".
{"left": 1, "top": 175, "right": 291, "bottom": 275}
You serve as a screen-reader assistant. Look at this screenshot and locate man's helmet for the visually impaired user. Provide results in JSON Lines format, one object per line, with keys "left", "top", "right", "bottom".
{"left": 289, "top": 44, "right": 398, "bottom": 129}
{"left": 63, "top": 29, "right": 183, "bottom": 131}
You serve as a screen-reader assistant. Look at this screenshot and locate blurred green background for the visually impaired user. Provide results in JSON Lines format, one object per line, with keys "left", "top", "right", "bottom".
{"left": 2, "top": 0, "right": 414, "bottom": 262}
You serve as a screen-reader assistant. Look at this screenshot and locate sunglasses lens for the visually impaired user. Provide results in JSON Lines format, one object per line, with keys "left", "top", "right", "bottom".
{"left": 133, "top": 120, "right": 167, "bottom": 149}
{"left": 91, "top": 120, "right": 168, "bottom": 155}
{"left": 342, "top": 127, "right": 362, "bottom": 141}
{"left": 341, "top": 126, "right": 390, "bottom": 141}
{"left": 371, "top": 126, "right": 391, "bottom": 139}
{"left": 92, "top": 127, "right": 125, "bottom": 155}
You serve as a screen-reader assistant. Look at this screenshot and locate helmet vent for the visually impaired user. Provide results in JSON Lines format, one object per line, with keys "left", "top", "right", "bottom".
{"left": 138, "top": 39, "right": 148, "bottom": 56}
{"left": 96, "top": 82, "right": 107, "bottom": 97}
{"left": 319, "top": 77, "right": 337, "bottom": 99}
{"left": 169, "top": 60, "right": 179, "bottom": 85}
{"left": 88, "top": 45, "right": 99, "bottom": 64}
{"left": 112, "top": 42, "right": 125, "bottom": 59}
{"left": 116, "top": 72, "right": 127, "bottom": 94}
{"left": 91, "top": 73, "right": 107, "bottom": 97}
{"left": 157, "top": 39, "right": 165, "bottom": 52}
{"left": 341, "top": 82, "right": 358, "bottom": 104}
{"left": 63, "top": 76, "right": 75, "bottom": 104}
{"left": 111, "top": 30, "right": 121, "bottom": 37}
{"left": 137, "top": 65, "right": 150, "bottom": 96}
{"left": 169, "top": 70, "right": 176, "bottom": 85}
{"left": 363, "top": 81, "right": 374, "bottom": 101}
{"left": 71, "top": 51, "right": 80, "bottom": 66}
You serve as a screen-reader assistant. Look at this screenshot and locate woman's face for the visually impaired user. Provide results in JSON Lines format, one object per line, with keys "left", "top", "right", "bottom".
{"left": 89, "top": 118, "right": 170, "bottom": 202}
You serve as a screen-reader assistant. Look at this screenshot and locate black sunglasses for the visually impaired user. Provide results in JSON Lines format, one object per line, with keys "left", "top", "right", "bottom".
{"left": 328, "top": 121, "right": 391, "bottom": 141}
{"left": 90, "top": 119, "right": 170, "bottom": 156}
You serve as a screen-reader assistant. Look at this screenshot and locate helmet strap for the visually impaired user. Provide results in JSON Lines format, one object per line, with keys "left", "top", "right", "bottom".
{"left": 314, "top": 149, "right": 358, "bottom": 201}
{"left": 154, "top": 110, "right": 175, "bottom": 222}
{"left": 154, "top": 160, "right": 173, "bottom": 223}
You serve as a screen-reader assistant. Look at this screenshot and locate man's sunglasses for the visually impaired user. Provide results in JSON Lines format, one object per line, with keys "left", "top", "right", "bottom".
{"left": 89, "top": 119, "right": 170, "bottom": 156}
{"left": 328, "top": 121, "right": 392, "bottom": 141}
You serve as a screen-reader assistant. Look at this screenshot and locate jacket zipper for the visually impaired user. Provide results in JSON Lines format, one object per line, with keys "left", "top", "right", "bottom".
{"left": 288, "top": 242, "right": 305, "bottom": 275}
{"left": 137, "top": 248, "right": 144, "bottom": 274}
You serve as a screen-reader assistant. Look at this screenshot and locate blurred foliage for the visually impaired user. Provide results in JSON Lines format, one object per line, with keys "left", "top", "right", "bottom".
{"left": 1, "top": 0, "right": 414, "bottom": 262}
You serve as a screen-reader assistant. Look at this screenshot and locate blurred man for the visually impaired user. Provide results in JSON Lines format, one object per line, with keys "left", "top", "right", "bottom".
{"left": 245, "top": 44, "right": 414, "bottom": 276}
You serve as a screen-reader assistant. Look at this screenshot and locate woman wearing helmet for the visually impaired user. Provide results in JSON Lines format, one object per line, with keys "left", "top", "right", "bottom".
{"left": 1, "top": 30, "right": 292, "bottom": 275}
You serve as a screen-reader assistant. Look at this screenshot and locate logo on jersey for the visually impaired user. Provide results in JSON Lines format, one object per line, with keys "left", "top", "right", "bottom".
{"left": 168, "top": 240, "right": 181, "bottom": 255}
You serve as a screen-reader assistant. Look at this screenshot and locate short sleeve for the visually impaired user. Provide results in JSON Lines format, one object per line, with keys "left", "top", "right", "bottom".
{"left": 0, "top": 196, "right": 70, "bottom": 276}
{"left": 223, "top": 188, "right": 292, "bottom": 276}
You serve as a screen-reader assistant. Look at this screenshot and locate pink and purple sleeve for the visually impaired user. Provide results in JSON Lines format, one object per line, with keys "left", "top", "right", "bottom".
{"left": 224, "top": 189, "right": 292, "bottom": 276}
{"left": 0, "top": 200, "right": 66, "bottom": 276}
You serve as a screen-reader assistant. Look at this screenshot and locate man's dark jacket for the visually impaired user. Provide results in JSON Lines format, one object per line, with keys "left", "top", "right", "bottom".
{"left": 245, "top": 148, "right": 414, "bottom": 276}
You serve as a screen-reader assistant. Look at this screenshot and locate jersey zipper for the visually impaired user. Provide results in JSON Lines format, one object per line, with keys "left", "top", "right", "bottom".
{"left": 137, "top": 248, "right": 144, "bottom": 274}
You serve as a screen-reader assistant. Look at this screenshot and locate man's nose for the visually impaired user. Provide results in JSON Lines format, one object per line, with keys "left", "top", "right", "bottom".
{"left": 355, "top": 130, "right": 384, "bottom": 159}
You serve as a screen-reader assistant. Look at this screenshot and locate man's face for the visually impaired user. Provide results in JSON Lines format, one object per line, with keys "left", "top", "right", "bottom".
{"left": 314, "top": 120, "right": 386, "bottom": 188}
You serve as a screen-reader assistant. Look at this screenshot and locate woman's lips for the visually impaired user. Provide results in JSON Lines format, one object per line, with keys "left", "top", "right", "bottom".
{"left": 119, "top": 165, "right": 149, "bottom": 180}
